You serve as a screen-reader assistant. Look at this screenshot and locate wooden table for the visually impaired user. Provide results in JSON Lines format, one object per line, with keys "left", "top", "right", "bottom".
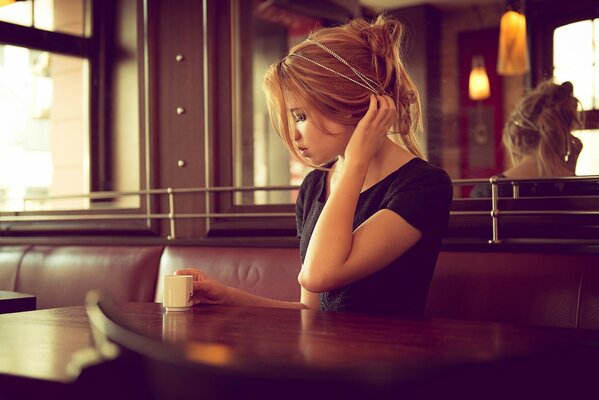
{"left": 0, "top": 291, "right": 36, "bottom": 314}
{"left": 1, "top": 303, "right": 599, "bottom": 399}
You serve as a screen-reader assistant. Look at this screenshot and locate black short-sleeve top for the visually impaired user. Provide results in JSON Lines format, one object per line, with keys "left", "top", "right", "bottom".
{"left": 295, "top": 158, "right": 453, "bottom": 316}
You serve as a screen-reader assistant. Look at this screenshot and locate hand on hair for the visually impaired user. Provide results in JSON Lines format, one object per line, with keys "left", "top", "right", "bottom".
{"left": 344, "top": 94, "right": 396, "bottom": 165}
{"left": 174, "top": 268, "right": 227, "bottom": 305}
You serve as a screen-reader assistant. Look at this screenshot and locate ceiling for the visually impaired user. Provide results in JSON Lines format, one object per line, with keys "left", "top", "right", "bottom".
{"left": 360, "top": 0, "right": 495, "bottom": 12}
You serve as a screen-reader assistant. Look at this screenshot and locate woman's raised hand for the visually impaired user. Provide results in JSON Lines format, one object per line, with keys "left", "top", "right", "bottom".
{"left": 174, "top": 268, "right": 228, "bottom": 305}
{"left": 344, "top": 95, "right": 396, "bottom": 165}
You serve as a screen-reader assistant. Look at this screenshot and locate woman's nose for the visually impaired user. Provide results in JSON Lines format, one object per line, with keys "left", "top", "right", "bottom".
{"left": 293, "top": 129, "right": 301, "bottom": 141}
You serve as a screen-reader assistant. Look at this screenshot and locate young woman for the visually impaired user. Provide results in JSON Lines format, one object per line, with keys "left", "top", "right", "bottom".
{"left": 176, "top": 16, "right": 453, "bottom": 316}
{"left": 470, "top": 80, "right": 585, "bottom": 198}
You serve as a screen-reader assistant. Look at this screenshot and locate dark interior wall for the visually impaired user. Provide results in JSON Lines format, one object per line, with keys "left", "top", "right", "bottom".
{"left": 388, "top": 5, "right": 442, "bottom": 167}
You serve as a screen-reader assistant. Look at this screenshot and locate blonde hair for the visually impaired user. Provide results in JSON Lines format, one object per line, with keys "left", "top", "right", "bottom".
{"left": 263, "top": 15, "right": 424, "bottom": 167}
{"left": 503, "top": 80, "right": 584, "bottom": 176}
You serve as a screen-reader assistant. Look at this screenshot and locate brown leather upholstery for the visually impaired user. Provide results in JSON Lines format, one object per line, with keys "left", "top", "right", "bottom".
{"left": 0, "top": 246, "right": 28, "bottom": 291}
{"left": 576, "top": 257, "right": 599, "bottom": 330}
{"left": 3, "top": 243, "right": 599, "bottom": 331}
{"left": 156, "top": 246, "right": 301, "bottom": 303}
{"left": 426, "top": 252, "right": 585, "bottom": 328}
{"left": 16, "top": 246, "right": 164, "bottom": 309}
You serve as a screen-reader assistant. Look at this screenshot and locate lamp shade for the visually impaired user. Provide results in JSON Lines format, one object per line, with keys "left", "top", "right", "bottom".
{"left": 497, "top": 10, "right": 530, "bottom": 75}
{"left": 469, "top": 55, "right": 491, "bottom": 100}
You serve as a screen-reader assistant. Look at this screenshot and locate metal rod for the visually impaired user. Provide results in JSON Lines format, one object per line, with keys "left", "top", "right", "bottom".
{"left": 490, "top": 176, "right": 501, "bottom": 244}
{"left": 0, "top": 212, "right": 296, "bottom": 222}
{"left": 167, "top": 188, "right": 176, "bottom": 240}
{"left": 17, "top": 185, "right": 301, "bottom": 203}
{"left": 2, "top": 209, "right": 596, "bottom": 223}
{"left": 202, "top": 0, "right": 212, "bottom": 233}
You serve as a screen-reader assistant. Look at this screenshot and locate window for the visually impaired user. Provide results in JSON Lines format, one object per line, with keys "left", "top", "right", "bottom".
{"left": 230, "top": 0, "right": 354, "bottom": 207}
{"left": 0, "top": 45, "right": 89, "bottom": 211}
{"left": 553, "top": 18, "right": 599, "bottom": 176}
{"left": 0, "top": 0, "right": 142, "bottom": 217}
{"left": 0, "top": 0, "right": 89, "bottom": 35}
{"left": 230, "top": 0, "right": 319, "bottom": 206}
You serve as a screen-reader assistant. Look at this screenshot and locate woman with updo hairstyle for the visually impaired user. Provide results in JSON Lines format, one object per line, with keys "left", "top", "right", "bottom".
{"left": 176, "top": 16, "right": 453, "bottom": 316}
{"left": 471, "top": 80, "right": 584, "bottom": 198}
{"left": 503, "top": 80, "right": 583, "bottom": 177}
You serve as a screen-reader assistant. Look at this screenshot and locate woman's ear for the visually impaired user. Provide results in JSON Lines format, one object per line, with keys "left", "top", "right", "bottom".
{"left": 514, "top": 134, "right": 522, "bottom": 147}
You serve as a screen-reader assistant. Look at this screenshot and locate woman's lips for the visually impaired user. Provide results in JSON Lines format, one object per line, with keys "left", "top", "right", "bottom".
{"left": 298, "top": 148, "right": 309, "bottom": 156}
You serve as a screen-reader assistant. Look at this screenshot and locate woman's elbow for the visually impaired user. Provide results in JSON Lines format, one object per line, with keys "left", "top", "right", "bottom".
{"left": 298, "top": 269, "right": 334, "bottom": 293}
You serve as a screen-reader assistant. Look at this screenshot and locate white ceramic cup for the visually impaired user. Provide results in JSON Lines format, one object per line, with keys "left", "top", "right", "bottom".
{"left": 163, "top": 275, "right": 194, "bottom": 312}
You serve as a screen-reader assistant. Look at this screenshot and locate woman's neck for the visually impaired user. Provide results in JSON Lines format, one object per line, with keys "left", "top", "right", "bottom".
{"left": 335, "top": 138, "right": 415, "bottom": 192}
{"left": 503, "top": 154, "right": 573, "bottom": 178}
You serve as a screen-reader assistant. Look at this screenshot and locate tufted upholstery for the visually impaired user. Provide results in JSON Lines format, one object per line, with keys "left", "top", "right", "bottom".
{"left": 16, "top": 246, "right": 164, "bottom": 310}
{"left": 0, "top": 246, "right": 28, "bottom": 291}
{"left": 156, "top": 246, "right": 301, "bottom": 303}
{"left": 1, "top": 243, "right": 599, "bottom": 331}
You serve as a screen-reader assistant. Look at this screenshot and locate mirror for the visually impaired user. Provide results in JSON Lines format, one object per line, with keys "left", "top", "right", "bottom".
{"left": 238, "top": 0, "right": 599, "bottom": 205}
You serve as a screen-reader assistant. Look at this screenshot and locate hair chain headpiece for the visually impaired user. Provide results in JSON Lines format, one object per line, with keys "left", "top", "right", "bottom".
{"left": 288, "top": 39, "right": 381, "bottom": 95}
{"left": 514, "top": 104, "right": 572, "bottom": 162}
{"left": 513, "top": 105, "right": 539, "bottom": 131}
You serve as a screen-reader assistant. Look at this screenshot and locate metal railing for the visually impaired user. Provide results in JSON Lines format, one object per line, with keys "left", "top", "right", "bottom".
{"left": 0, "top": 185, "right": 298, "bottom": 240}
{"left": 452, "top": 175, "right": 599, "bottom": 243}
{"left": 1, "top": 175, "right": 598, "bottom": 242}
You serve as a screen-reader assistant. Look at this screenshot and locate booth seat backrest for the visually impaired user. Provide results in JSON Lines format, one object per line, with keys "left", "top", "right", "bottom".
{"left": 0, "top": 246, "right": 29, "bottom": 291}
{"left": 155, "top": 246, "right": 302, "bottom": 303}
{"left": 15, "top": 245, "right": 164, "bottom": 309}
{"left": 425, "top": 251, "right": 599, "bottom": 329}
{"left": 578, "top": 264, "right": 599, "bottom": 330}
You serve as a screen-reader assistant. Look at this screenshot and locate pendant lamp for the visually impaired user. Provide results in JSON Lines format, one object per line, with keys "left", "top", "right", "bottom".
{"left": 469, "top": 55, "right": 491, "bottom": 100}
{"left": 497, "top": 7, "right": 530, "bottom": 75}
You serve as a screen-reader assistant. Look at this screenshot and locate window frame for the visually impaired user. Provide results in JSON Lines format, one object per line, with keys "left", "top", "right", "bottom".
{"left": 205, "top": 0, "right": 357, "bottom": 237}
{"left": 0, "top": 0, "right": 156, "bottom": 236}
{"left": 529, "top": 0, "right": 599, "bottom": 130}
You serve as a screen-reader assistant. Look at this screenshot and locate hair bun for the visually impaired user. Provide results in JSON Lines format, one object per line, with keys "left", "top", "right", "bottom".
{"left": 560, "top": 81, "right": 574, "bottom": 95}
{"left": 547, "top": 81, "right": 575, "bottom": 105}
{"left": 353, "top": 17, "right": 403, "bottom": 58}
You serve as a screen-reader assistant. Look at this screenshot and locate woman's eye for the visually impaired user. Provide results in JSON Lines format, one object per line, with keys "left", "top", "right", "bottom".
{"left": 293, "top": 113, "right": 306, "bottom": 122}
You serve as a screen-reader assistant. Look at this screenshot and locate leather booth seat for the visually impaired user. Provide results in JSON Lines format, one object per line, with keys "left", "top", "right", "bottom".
{"left": 155, "top": 246, "right": 301, "bottom": 303}
{"left": 16, "top": 246, "right": 164, "bottom": 310}
{"left": 0, "top": 245, "right": 28, "bottom": 291}
{"left": 1, "top": 243, "right": 599, "bottom": 331}
{"left": 425, "top": 252, "right": 598, "bottom": 329}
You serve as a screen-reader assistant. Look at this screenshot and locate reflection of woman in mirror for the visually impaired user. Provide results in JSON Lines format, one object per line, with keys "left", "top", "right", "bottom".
{"left": 176, "top": 16, "right": 453, "bottom": 316}
{"left": 471, "top": 80, "right": 584, "bottom": 198}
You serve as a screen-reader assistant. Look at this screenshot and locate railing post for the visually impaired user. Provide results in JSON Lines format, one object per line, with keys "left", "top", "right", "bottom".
{"left": 167, "top": 187, "right": 176, "bottom": 240}
{"left": 489, "top": 175, "right": 501, "bottom": 244}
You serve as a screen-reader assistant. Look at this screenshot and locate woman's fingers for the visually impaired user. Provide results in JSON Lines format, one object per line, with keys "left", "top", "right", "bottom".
{"left": 369, "top": 95, "right": 395, "bottom": 132}
{"left": 174, "top": 268, "right": 202, "bottom": 281}
{"left": 174, "top": 269, "right": 227, "bottom": 305}
{"left": 360, "top": 94, "right": 378, "bottom": 125}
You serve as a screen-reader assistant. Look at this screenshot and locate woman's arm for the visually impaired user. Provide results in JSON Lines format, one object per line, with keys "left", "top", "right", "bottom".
{"left": 174, "top": 268, "right": 320, "bottom": 310}
{"left": 299, "top": 95, "right": 422, "bottom": 292}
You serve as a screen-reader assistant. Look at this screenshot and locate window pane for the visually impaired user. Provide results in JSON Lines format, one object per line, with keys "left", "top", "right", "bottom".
{"left": 573, "top": 129, "right": 599, "bottom": 176}
{"left": 554, "top": 19, "right": 598, "bottom": 109}
{"left": 595, "top": 19, "right": 599, "bottom": 110}
{"left": 0, "top": 45, "right": 89, "bottom": 211}
{"left": 0, "top": 0, "right": 89, "bottom": 37}
{"left": 553, "top": 65, "right": 595, "bottom": 108}
{"left": 233, "top": 1, "right": 318, "bottom": 205}
{"left": 0, "top": 0, "right": 33, "bottom": 26}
